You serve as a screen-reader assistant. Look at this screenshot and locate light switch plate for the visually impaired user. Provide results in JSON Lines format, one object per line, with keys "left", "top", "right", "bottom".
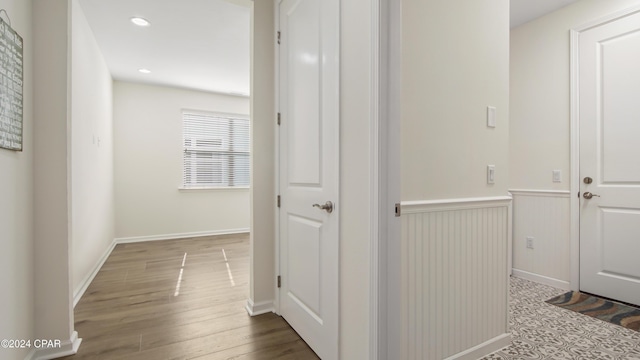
{"left": 487, "top": 106, "right": 496, "bottom": 128}
{"left": 553, "top": 170, "right": 562, "bottom": 183}
{"left": 487, "top": 165, "right": 495, "bottom": 184}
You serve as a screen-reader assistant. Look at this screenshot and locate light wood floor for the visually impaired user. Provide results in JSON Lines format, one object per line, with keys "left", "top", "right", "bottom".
{"left": 62, "top": 234, "right": 319, "bottom": 360}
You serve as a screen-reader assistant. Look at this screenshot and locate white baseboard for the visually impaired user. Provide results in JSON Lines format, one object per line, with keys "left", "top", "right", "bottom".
{"left": 445, "top": 333, "right": 511, "bottom": 360}
{"left": 245, "top": 299, "right": 275, "bottom": 316}
{"left": 512, "top": 269, "right": 571, "bottom": 291}
{"left": 30, "top": 331, "right": 81, "bottom": 360}
{"left": 73, "top": 240, "right": 117, "bottom": 308}
{"left": 115, "top": 228, "right": 250, "bottom": 244}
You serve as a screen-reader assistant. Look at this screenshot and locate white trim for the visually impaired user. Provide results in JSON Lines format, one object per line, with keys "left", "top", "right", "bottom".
{"left": 512, "top": 269, "right": 571, "bottom": 291}
{"left": 115, "top": 228, "right": 249, "bottom": 244}
{"left": 273, "top": 0, "right": 281, "bottom": 317}
{"left": 507, "top": 198, "right": 513, "bottom": 279}
{"left": 73, "top": 239, "right": 117, "bottom": 308}
{"left": 509, "top": 189, "right": 571, "bottom": 198}
{"left": 29, "top": 331, "right": 81, "bottom": 360}
{"left": 383, "top": 0, "right": 402, "bottom": 356}
{"left": 444, "top": 333, "right": 511, "bottom": 360}
{"left": 245, "top": 299, "right": 275, "bottom": 316}
{"left": 569, "top": 4, "right": 640, "bottom": 293}
{"left": 573, "top": 4, "right": 640, "bottom": 32}
{"left": 370, "top": 0, "right": 381, "bottom": 357}
{"left": 570, "top": 27, "right": 581, "bottom": 292}
{"left": 401, "top": 196, "right": 512, "bottom": 214}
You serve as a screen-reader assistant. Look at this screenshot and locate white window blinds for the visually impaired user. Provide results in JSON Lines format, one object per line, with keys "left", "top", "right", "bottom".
{"left": 182, "top": 111, "right": 250, "bottom": 188}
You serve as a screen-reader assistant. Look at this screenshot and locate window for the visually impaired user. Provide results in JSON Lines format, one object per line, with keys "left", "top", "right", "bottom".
{"left": 182, "top": 111, "right": 250, "bottom": 188}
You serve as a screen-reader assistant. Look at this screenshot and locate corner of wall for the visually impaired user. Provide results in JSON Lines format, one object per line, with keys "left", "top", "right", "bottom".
{"left": 33, "top": 0, "right": 75, "bottom": 345}
{"left": 248, "top": 0, "right": 276, "bottom": 308}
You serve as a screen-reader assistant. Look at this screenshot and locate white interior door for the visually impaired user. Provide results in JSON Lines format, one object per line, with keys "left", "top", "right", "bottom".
{"left": 278, "top": 0, "right": 339, "bottom": 358}
{"left": 579, "top": 10, "right": 640, "bottom": 306}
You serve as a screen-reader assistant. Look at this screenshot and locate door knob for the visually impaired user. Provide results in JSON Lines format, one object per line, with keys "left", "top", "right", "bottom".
{"left": 583, "top": 192, "right": 600, "bottom": 199}
{"left": 312, "top": 201, "right": 333, "bottom": 213}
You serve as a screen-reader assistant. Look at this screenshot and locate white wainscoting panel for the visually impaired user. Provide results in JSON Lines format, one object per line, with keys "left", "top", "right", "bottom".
{"left": 400, "top": 197, "right": 511, "bottom": 359}
{"left": 510, "top": 190, "right": 571, "bottom": 289}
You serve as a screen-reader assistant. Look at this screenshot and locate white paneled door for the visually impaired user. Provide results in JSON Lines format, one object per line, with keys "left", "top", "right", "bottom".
{"left": 579, "top": 10, "right": 640, "bottom": 306}
{"left": 278, "top": 0, "right": 339, "bottom": 358}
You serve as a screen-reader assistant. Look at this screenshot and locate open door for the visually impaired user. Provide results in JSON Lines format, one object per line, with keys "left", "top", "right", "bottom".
{"left": 277, "top": 0, "right": 340, "bottom": 358}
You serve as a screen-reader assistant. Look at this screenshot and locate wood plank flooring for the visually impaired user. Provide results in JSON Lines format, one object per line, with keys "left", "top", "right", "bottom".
{"left": 62, "top": 234, "right": 319, "bottom": 360}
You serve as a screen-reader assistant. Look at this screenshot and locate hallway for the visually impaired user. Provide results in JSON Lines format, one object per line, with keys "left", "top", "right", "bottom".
{"left": 52, "top": 233, "right": 640, "bottom": 359}
{"left": 62, "top": 234, "right": 318, "bottom": 359}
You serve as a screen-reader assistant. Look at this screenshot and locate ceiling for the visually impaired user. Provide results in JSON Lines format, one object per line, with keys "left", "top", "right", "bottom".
{"left": 78, "top": 0, "right": 251, "bottom": 96}
{"left": 511, "top": 0, "right": 581, "bottom": 28}
{"left": 78, "top": 0, "right": 581, "bottom": 95}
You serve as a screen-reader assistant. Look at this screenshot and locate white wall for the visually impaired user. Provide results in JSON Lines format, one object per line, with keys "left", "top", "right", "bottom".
{"left": 510, "top": 0, "right": 640, "bottom": 285}
{"left": 401, "top": 0, "right": 510, "bottom": 201}
{"left": 33, "top": 0, "right": 78, "bottom": 356}
{"left": 113, "top": 81, "right": 250, "bottom": 239}
{"left": 340, "top": 0, "right": 371, "bottom": 357}
{"left": 70, "top": 0, "right": 115, "bottom": 295}
{"left": 510, "top": 0, "right": 640, "bottom": 191}
{"left": 0, "top": 0, "right": 34, "bottom": 359}
{"left": 32, "top": 0, "right": 113, "bottom": 356}
{"left": 399, "top": 0, "right": 511, "bottom": 358}
{"left": 248, "top": 0, "right": 276, "bottom": 311}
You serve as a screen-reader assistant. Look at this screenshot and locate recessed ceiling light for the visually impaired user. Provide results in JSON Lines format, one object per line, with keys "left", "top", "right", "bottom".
{"left": 138, "top": 68, "right": 151, "bottom": 74}
{"left": 130, "top": 17, "right": 150, "bottom": 27}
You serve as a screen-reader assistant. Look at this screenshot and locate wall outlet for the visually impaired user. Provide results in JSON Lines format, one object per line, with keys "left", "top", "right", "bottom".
{"left": 526, "top": 236, "right": 534, "bottom": 249}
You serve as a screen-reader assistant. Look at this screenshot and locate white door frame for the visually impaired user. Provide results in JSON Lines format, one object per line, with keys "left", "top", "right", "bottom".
{"left": 372, "top": 0, "right": 402, "bottom": 358}
{"left": 370, "top": 0, "right": 381, "bottom": 353}
{"left": 271, "top": 0, "right": 398, "bottom": 357}
{"left": 569, "top": 4, "right": 640, "bottom": 292}
{"left": 274, "top": 0, "right": 281, "bottom": 315}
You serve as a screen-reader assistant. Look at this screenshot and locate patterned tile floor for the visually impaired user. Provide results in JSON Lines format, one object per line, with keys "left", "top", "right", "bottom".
{"left": 481, "top": 277, "right": 640, "bottom": 360}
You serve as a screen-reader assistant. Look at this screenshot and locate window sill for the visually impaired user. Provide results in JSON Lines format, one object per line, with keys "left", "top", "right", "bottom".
{"left": 178, "top": 186, "right": 250, "bottom": 192}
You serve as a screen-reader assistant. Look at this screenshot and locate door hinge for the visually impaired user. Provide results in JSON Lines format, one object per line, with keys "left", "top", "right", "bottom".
{"left": 277, "top": 195, "right": 281, "bottom": 208}
{"left": 277, "top": 112, "right": 281, "bottom": 126}
{"left": 395, "top": 203, "right": 401, "bottom": 217}
{"left": 277, "top": 275, "right": 281, "bottom": 288}
{"left": 277, "top": 31, "right": 281, "bottom": 44}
